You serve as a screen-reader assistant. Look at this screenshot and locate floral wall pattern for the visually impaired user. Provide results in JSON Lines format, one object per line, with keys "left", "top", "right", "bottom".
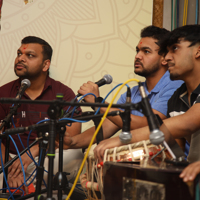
{"left": 0, "top": 0, "right": 153, "bottom": 130}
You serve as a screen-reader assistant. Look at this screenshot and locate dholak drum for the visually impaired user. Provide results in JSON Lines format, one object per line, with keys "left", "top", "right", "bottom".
{"left": 80, "top": 140, "right": 171, "bottom": 200}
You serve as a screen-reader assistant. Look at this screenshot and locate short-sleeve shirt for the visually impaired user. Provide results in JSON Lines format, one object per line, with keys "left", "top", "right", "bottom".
{"left": 0, "top": 76, "right": 80, "bottom": 154}
{"left": 117, "top": 71, "right": 183, "bottom": 116}
{"left": 167, "top": 83, "right": 200, "bottom": 162}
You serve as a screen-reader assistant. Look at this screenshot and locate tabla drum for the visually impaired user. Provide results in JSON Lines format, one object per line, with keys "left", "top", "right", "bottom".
{"left": 80, "top": 140, "right": 170, "bottom": 200}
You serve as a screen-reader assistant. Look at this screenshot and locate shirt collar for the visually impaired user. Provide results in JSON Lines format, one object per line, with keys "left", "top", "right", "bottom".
{"left": 180, "top": 83, "right": 200, "bottom": 106}
{"left": 15, "top": 76, "right": 52, "bottom": 97}
{"left": 144, "top": 71, "right": 170, "bottom": 95}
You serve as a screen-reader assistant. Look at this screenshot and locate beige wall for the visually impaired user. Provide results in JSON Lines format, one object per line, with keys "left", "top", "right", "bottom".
{"left": 0, "top": 0, "right": 153, "bottom": 130}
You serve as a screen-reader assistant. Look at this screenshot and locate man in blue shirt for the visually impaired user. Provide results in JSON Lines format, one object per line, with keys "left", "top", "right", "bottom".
{"left": 64, "top": 26, "right": 183, "bottom": 151}
{"left": 117, "top": 70, "right": 180, "bottom": 118}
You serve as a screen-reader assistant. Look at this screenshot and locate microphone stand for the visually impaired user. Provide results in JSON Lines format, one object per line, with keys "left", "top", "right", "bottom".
{"left": 53, "top": 125, "right": 69, "bottom": 200}
{"left": 119, "top": 87, "right": 132, "bottom": 144}
{"left": 34, "top": 132, "right": 49, "bottom": 200}
{"left": 46, "top": 118, "right": 56, "bottom": 200}
{"left": 138, "top": 82, "right": 182, "bottom": 162}
{"left": 35, "top": 110, "right": 121, "bottom": 200}
{"left": 42, "top": 96, "right": 64, "bottom": 200}
{"left": 0, "top": 102, "right": 22, "bottom": 199}
{"left": 0, "top": 80, "right": 30, "bottom": 197}
{"left": 92, "top": 98, "right": 104, "bottom": 144}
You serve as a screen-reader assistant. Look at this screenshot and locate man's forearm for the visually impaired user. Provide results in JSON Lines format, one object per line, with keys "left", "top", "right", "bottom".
{"left": 70, "top": 126, "right": 96, "bottom": 149}
{"left": 100, "top": 107, "right": 166, "bottom": 131}
{"left": 29, "top": 144, "right": 40, "bottom": 158}
{"left": 0, "top": 143, "right": 6, "bottom": 164}
{"left": 66, "top": 122, "right": 81, "bottom": 137}
{"left": 130, "top": 126, "right": 150, "bottom": 143}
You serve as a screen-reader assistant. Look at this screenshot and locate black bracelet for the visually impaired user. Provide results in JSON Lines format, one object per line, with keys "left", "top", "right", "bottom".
{"left": 95, "top": 97, "right": 104, "bottom": 103}
{"left": 91, "top": 97, "right": 104, "bottom": 111}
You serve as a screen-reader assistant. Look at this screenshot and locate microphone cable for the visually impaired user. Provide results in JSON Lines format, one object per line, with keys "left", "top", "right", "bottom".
{"left": 94, "top": 83, "right": 130, "bottom": 114}
{"left": 0, "top": 118, "right": 51, "bottom": 196}
{"left": 0, "top": 135, "right": 29, "bottom": 200}
{"left": 67, "top": 93, "right": 97, "bottom": 119}
{"left": 64, "top": 83, "right": 130, "bottom": 119}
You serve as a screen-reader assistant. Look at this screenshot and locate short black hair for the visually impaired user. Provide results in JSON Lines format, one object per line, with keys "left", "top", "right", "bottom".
{"left": 21, "top": 36, "right": 53, "bottom": 61}
{"left": 159, "top": 25, "right": 200, "bottom": 55}
{"left": 141, "top": 25, "right": 170, "bottom": 47}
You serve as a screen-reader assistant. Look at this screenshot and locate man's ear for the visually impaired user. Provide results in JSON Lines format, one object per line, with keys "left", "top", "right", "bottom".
{"left": 195, "top": 46, "right": 200, "bottom": 59}
{"left": 161, "top": 57, "right": 167, "bottom": 66}
{"left": 43, "top": 60, "right": 50, "bottom": 72}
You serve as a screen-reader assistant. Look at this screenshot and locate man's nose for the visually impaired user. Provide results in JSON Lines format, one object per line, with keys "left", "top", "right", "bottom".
{"left": 135, "top": 51, "right": 142, "bottom": 60}
{"left": 165, "top": 52, "right": 172, "bottom": 61}
{"left": 18, "top": 54, "right": 26, "bottom": 62}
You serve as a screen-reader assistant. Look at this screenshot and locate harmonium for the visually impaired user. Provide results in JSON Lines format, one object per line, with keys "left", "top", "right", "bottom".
{"left": 103, "top": 160, "right": 199, "bottom": 200}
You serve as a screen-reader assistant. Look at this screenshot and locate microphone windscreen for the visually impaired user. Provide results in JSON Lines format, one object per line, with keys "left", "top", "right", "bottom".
{"left": 103, "top": 74, "right": 113, "bottom": 84}
{"left": 21, "top": 79, "right": 31, "bottom": 87}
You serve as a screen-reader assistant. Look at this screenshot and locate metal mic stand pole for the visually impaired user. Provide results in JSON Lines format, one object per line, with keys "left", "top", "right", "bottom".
{"left": 57, "top": 126, "right": 66, "bottom": 200}
{"left": 48, "top": 101, "right": 85, "bottom": 200}
{"left": 52, "top": 125, "right": 69, "bottom": 200}
{"left": 2, "top": 134, "right": 10, "bottom": 193}
{"left": 45, "top": 117, "right": 56, "bottom": 200}
{"left": 34, "top": 132, "right": 49, "bottom": 200}
{"left": 0, "top": 104, "right": 21, "bottom": 198}
{"left": 44, "top": 99, "right": 64, "bottom": 200}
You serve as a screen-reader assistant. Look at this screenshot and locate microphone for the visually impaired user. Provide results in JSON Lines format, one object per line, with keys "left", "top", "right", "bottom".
{"left": 94, "top": 74, "right": 113, "bottom": 87}
{"left": 138, "top": 82, "right": 164, "bottom": 145}
{"left": 0, "top": 79, "right": 31, "bottom": 129}
{"left": 16, "top": 79, "right": 31, "bottom": 99}
{"left": 119, "top": 87, "right": 132, "bottom": 144}
{"left": 77, "top": 74, "right": 113, "bottom": 97}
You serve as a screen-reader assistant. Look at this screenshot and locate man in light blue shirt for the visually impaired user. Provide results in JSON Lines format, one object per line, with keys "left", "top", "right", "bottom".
{"left": 117, "top": 70, "right": 182, "bottom": 117}
{"left": 64, "top": 26, "right": 183, "bottom": 152}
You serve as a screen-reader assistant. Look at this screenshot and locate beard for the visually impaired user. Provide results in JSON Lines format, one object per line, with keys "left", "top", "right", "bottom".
{"left": 14, "top": 63, "right": 28, "bottom": 79}
{"left": 170, "top": 73, "right": 180, "bottom": 80}
{"left": 134, "top": 62, "right": 160, "bottom": 77}
{"left": 14, "top": 62, "right": 43, "bottom": 80}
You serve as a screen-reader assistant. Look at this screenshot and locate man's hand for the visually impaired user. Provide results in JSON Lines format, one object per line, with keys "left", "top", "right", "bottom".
{"left": 180, "top": 161, "right": 200, "bottom": 182}
{"left": 78, "top": 81, "right": 100, "bottom": 103}
{"left": 7, "top": 145, "right": 39, "bottom": 190}
{"left": 8, "top": 152, "right": 33, "bottom": 179}
{"left": 93, "top": 137, "right": 122, "bottom": 162}
{"left": 59, "top": 132, "right": 73, "bottom": 149}
{"left": 8, "top": 144, "right": 39, "bottom": 179}
{"left": 7, "top": 171, "right": 28, "bottom": 194}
